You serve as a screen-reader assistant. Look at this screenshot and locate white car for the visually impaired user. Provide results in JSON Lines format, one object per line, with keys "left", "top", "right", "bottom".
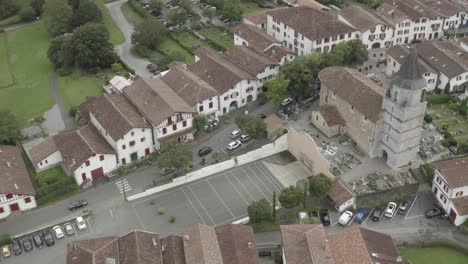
{"left": 338, "top": 211, "right": 353, "bottom": 226}
{"left": 230, "top": 129, "right": 241, "bottom": 139}
{"left": 239, "top": 134, "right": 250, "bottom": 142}
{"left": 64, "top": 223, "right": 75, "bottom": 236}
{"left": 76, "top": 216, "right": 87, "bottom": 231}
{"left": 52, "top": 225, "right": 65, "bottom": 239}
{"left": 281, "top": 97, "right": 293, "bottom": 107}
{"left": 384, "top": 202, "right": 397, "bottom": 218}
{"left": 227, "top": 140, "right": 242, "bottom": 151}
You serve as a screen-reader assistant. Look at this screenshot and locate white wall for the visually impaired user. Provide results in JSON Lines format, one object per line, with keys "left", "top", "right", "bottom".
{"left": 72, "top": 154, "right": 117, "bottom": 185}
{"left": 218, "top": 80, "right": 259, "bottom": 115}
{"left": 393, "top": 18, "right": 444, "bottom": 45}
{"left": 359, "top": 25, "right": 394, "bottom": 49}
{"left": 155, "top": 113, "right": 194, "bottom": 140}
{"left": 386, "top": 55, "right": 438, "bottom": 91}
{"left": 234, "top": 34, "right": 248, "bottom": 46}
{"left": 0, "top": 195, "right": 36, "bottom": 220}
{"left": 257, "top": 65, "right": 280, "bottom": 85}
{"left": 195, "top": 96, "right": 219, "bottom": 118}
{"left": 433, "top": 170, "right": 468, "bottom": 226}
{"left": 36, "top": 151, "right": 62, "bottom": 171}
{"left": 90, "top": 113, "right": 117, "bottom": 150}
{"left": 116, "top": 128, "right": 154, "bottom": 165}
{"left": 338, "top": 197, "right": 356, "bottom": 213}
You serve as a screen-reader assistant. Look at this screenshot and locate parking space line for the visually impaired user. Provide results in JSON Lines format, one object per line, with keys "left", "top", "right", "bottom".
{"left": 253, "top": 163, "right": 282, "bottom": 192}
{"left": 405, "top": 195, "right": 418, "bottom": 220}
{"left": 239, "top": 168, "right": 270, "bottom": 200}
{"left": 187, "top": 186, "right": 216, "bottom": 226}
{"left": 228, "top": 171, "right": 256, "bottom": 202}
{"left": 244, "top": 166, "right": 274, "bottom": 196}
{"left": 363, "top": 208, "right": 374, "bottom": 225}
{"left": 109, "top": 208, "right": 114, "bottom": 219}
{"left": 86, "top": 217, "right": 93, "bottom": 234}
{"left": 132, "top": 204, "right": 147, "bottom": 230}
{"left": 132, "top": 188, "right": 182, "bottom": 206}
{"left": 406, "top": 214, "right": 425, "bottom": 219}
{"left": 181, "top": 188, "right": 206, "bottom": 225}
{"left": 206, "top": 180, "right": 236, "bottom": 218}
{"left": 391, "top": 209, "right": 398, "bottom": 222}
{"left": 225, "top": 174, "right": 250, "bottom": 206}
{"left": 347, "top": 215, "right": 356, "bottom": 226}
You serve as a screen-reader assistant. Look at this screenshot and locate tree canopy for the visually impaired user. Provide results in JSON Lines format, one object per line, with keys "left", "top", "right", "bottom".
{"left": 235, "top": 115, "right": 266, "bottom": 139}
{"left": 0, "top": 0, "right": 20, "bottom": 19}
{"left": 158, "top": 141, "right": 193, "bottom": 175}
{"left": 131, "top": 17, "right": 167, "bottom": 51}
{"left": 278, "top": 186, "right": 303, "bottom": 208}
{"left": 43, "top": 0, "right": 73, "bottom": 37}
{"left": 0, "top": 110, "right": 22, "bottom": 145}
{"left": 247, "top": 198, "right": 273, "bottom": 223}
{"left": 30, "top": 0, "right": 45, "bottom": 16}
{"left": 309, "top": 174, "right": 333, "bottom": 197}
{"left": 166, "top": 7, "right": 187, "bottom": 26}
{"left": 193, "top": 115, "right": 208, "bottom": 131}
{"left": 222, "top": 0, "right": 242, "bottom": 21}
{"left": 265, "top": 74, "right": 290, "bottom": 105}
{"left": 71, "top": 0, "right": 102, "bottom": 28}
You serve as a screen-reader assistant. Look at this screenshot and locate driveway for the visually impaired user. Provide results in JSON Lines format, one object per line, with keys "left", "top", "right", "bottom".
{"left": 106, "top": 0, "right": 152, "bottom": 77}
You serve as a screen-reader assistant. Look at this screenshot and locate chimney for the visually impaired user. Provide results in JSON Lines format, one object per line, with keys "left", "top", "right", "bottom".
{"left": 14, "top": 183, "right": 18, "bottom": 190}
{"left": 248, "top": 242, "right": 253, "bottom": 248}
{"left": 184, "top": 235, "right": 190, "bottom": 241}
{"left": 152, "top": 238, "right": 158, "bottom": 246}
{"left": 6, "top": 161, "right": 11, "bottom": 167}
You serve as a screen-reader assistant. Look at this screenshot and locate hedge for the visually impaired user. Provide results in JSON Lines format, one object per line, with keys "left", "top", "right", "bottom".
{"left": 422, "top": 239, "right": 468, "bottom": 256}
{"left": 426, "top": 94, "right": 452, "bottom": 105}
{"left": 116, "top": 57, "right": 136, "bottom": 74}
{"left": 0, "top": 234, "right": 12, "bottom": 247}
{"left": 128, "top": 0, "right": 148, "bottom": 18}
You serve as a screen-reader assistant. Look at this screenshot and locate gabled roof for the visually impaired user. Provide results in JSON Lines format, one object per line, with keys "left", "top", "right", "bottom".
{"left": 263, "top": 45, "right": 292, "bottom": 63}
{"left": 377, "top": 2, "right": 408, "bottom": 23}
{"left": 380, "top": 0, "right": 439, "bottom": 21}
{"left": 392, "top": 45, "right": 426, "bottom": 90}
{"left": 318, "top": 66, "right": 385, "bottom": 122}
{"left": 183, "top": 223, "right": 223, "bottom": 264}
{"left": 267, "top": 6, "right": 356, "bottom": 41}
{"left": 67, "top": 237, "right": 120, "bottom": 264}
{"left": 280, "top": 224, "right": 334, "bottom": 264}
{"left": 417, "top": 40, "right": 468, "bottom": 79}
{"left": 387, "top": 45, "right": 436, "bottom": 74}
{"left": 452, "top": 196, "right": 468, "bottom": 215}
{"left": 319, "top": 105, "right": 345, "bottom": 127}
{"left": 190, "top": 47, "right": 256, "bottom": 94}
{"left": 327, "top": 180, "right": 354, "bottom": 206}
{"left": 161, "top": 235, "right": 186, "bottom": 264}
{"left": 224, "top": 45, "right": 278, "bottom": 75}
{"left": 29, "top": 136, "right": 58, "bottom": 165}
{"left": 118, "top": 231, "right": 163, "bottom": 264}
{"left": 54, "top": 125, "right": 115, "bottom": 172}
{"left": 232, "top": 23, "right": 280, "bottom": 51}
{"left": 0, "top": 145, "right": 35, "bottom": 196}
{"left": 418, "top": 0, "right": 463, "bottom": 17}
{"left": 78, "top": 93, "right": 150, "bottom": 141}
{"left": 340, "top": 5, "right": 389, "bottom": 32}
{"left": 215, "top": 224, "right": 259, "bottom": 264}
{"left": 123, "top": 77, "right": 194, "bottom": 126}
{"left": 161, "top": 62, "right": 219, "bottom": 107}
{"left": 434, "top": 157, "right": 468, "bottom": 188}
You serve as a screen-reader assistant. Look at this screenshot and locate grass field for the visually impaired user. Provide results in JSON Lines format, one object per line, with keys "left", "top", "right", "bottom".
{"left": 160, "top": 38, "right": 194, "bottom": 64}
{"left": 35, "top": 166, "right": 79, "bottom": 207}
{"left": 0, "top": 33, "right": 14, "bottom": 87}
{"left": 240, "top": 1, "right": 271, "bottom": 14}
{"left": 0, "top": 22, "right": 54, "bottom": 121}
{"left": 400, "top": 247, "right": 468, "bottom": 264}
{"left": 121, "top": 2, "right": 144, "bottom": 25}
{"left": 199, "top": 27, "right": 233, "bottom": 50}
{"left": 57, "top": 73, "right": 104, "bottom": 110}
{"left": 0, "top": 0, "right": 31, "bottom": 28}
{"left": 428, "top": 103, "right": 468, "bottom": 144}
{"left": 98, "top": 0, "right": 125, "bottom": 45}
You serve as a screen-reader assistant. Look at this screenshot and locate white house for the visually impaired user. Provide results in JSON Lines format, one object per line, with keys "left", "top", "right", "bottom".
{"left": 339, "top": 5, "right": 394, "bottom": 49}
{"left": 266, "top": 6, "right": 360, "bottom": 55}
{"left": 432, "top": 157, "right": 468, "bottom": 226}
{"left": 0, "top": 145, "right": 36, "bottom": 220}
{"left": 326, "top": 180, "right": 356, "bottom": 213}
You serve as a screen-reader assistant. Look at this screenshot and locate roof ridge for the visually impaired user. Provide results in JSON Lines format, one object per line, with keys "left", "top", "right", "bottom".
{"left": 205, "top": 48, "right": 256, "bottom": 80}
{"left": 104, "top": 93, "right": 136, "bottom": 129}
{"left": 76, "top": 126, "right": 96, "bottom": 156}
{"left": 354, "top": 227, "right": 374, "bottom": 264}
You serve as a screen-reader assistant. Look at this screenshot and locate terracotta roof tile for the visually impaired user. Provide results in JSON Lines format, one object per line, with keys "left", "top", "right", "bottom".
{"left": 340, "top": 5, "right": 389, "bottom": 31}
{"left": 434, "top": 157, "right": 468, "bottom": 188}
{"left": 29, "top": 136, "right": 58, "bottom": 165}
{"left": 183, "top": 223, "right": 223, "bottom": 264}
{"left": 232, "top": 23, "right": 280, "bottom": 51}
{"left": 119, "top": 231, "right": 163, "bottom": 264}
{"left": 327, "top": 180, "right": 354, "bottom": 206}
{"left": 417, "top": 40, "right": 468, "bottom": 79}
{"left": 319, "top": 105, "right": 345, "bottom": 126}
{"left": 224, "top": 45, "right": 278, "bottom": 75}
{"left": 0, "top": 145, "right": 35, "bottom": 196}
{"left": 387, "top": 45, "right": 436, "bottom": 74}
{"left": 67, "top": 237, "right": 120, "bottom": 264}
{"left": 452, "top": 196, "right": 468, "bottom": 215}
{"left": 161, "top": 235, "right": 186, "bottom": 264}
{"left": 215, "top": 224, "right": 259, "bottom": 264}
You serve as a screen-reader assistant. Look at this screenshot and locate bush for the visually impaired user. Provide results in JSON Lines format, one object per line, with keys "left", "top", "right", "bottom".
{"left": 279, "top": 186, "right": 303, "bottom": 208}
{"left": 248, "top": 198, "right": 273, "bottom": 223}
{"left": 158, "top": 207, "right": 166, "bottom": 214}
{"left": 19, "top": 6, "right": 36, "bottom": 22}
{"left": 426, "top": 94, "right": 452, "bottom": 105}
{"left": 169, "top": 216, "right": 176, "bottom": 223}
{"left": 69, "top": 106, "right": 77, "bottom": 118}
{"left": 422, "top": 239, "right": 468, "bottom": 255}
{"left": 424, "top": 114, "right": 433, "bottom": 123}
{"left": 57, "top": 67, "right": 72, "bottom": 76}
{"left": 309, "top": 174, "right": 333, "bottom": 197}
{"left": 420, "top": 164, "right": 435, "bottom": 184}
{"left": 128, "top": 0, "right": 148, "bottom": 18}
{"left": 0, "top": 234, "right": 11, "bottom": 247}
{"left": 235, "top": 114, "right": 266, "bottom": 139}
{"left": 193, "top": 115, "right": 208, "bottom": 130}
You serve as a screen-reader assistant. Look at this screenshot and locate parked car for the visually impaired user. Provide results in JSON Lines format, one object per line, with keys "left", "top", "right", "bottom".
{"left": 230, "top": 129, "right": 241, "bottom": 139}
{"left": 160, "top": 167, "right": 175, "bottom": 176}
{"left": 384, "top": 202, "right": 397, "bottom": 218}
{"left": 12, "top": 239, "right": 22, "bottom": 255}
{"left": 227, "top": 140, "right": 242, "bottom": 151}
{"left": 32, "top": 233, "right": 44, "bottom": 248}
{"left": 281, "top": 97, "right": 293, "bottom": 107}
{"left": 338, "top": 211, "right": 353, "bottom": 226}
{"left": 354, "top": 209, "right": 368, "bottom": 224}
{"left": 43, "top": 231, "right": 55, "bottom": 246}
{"left": 52, "top": 226, "right": 65, "bottom": 239}
{"left": 198, "top": 146, "right": 213, "bottom": 157}
{"left": 239, "top": 134, "right": 250, "bottom": 142}
{"left": 372, "top": 208, "right": 383, "bottom": 222}
{"left": 425, "top": 207, "right": 443, "bottom": 218}
{"left": 258, "top": 113, "right": 267, "bottom": 119}
{"left": 64, "top": 223, "right": 75, "bottom": 236}
{"left": 68, "top": 200, "right": 88, "bottom": 211}
{"left": 398, "top": 201, "right": 409, "bottom": 215}
{"left": 76, "top": 216, "right": 87, "bottom": 231}
{"left": 319, "top": 209, "right": 330, "bottom": 226}
{"left": 22, "top": 237, "right": 33, "bottom": 252}
{"left": 2, "top": 245, "right": 11, "bottom": 258}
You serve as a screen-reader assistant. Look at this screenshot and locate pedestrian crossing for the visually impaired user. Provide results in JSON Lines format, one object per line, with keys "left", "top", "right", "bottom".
{"left": 115, "top": 179, "right": 132, "bottom": 194}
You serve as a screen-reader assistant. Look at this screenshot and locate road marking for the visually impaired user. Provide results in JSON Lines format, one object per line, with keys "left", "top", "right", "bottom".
{"left": 206, "top": 180, "right": 236, "bottom": 218}
{"left": 253, "top": 163, "right": 283, "bottom": 191}
{"left": 244, "top": 166, "right": 274, "bottom": 196}
{"left": 116, "top": 179, "right": 132, "bottom": 193}
{"left": 405, "top": 214, "right": 426, "bottom": 220}
{"left": 347, "top": 214, "right": 356, "bottom": 226}
{"left": 86, "top": 217, "right": 93, "bottom": 234}
{"left": 363, "top": 208, "right": 374, "bottom": 225}
{"left": 405, "top": 195, "right": 418, "bottom": 220}
{"left": 225, "top": 173, "right": 250, "bottom": 206}
{"left": 132, "top": 204, "right": 147, "bottom": 230}
{"left": 181, "top": 188, "right": 206, "bottom": 225}
{"left": 229, "top": 171, "right": 256, "bottom": 202}
{"left": 239, "top": 167, "right": 269, "bottom": 200}
{"left": 109, "top": 208, "right": 114, "bottom": 219}
{"left": 187, "top": 186, "right": 216, "bottom": 226}
{"left": 391, "top": 209, "right": 398, "bottom": 222}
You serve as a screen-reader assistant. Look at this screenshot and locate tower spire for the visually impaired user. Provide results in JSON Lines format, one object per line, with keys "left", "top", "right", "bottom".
{"left": 392, "top": 45, "right": 426, "bottom": 90}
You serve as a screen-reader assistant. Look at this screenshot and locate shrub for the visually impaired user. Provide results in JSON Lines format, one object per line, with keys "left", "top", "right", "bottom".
{"left": 248, "top": 198, "right": 273, "bottom": 223}
{"left": 193, "top": 115, "right": 208, "bottom": 130}
{"left": 424, "top": 114, "right": 433, "bottom": 123}
{"left": 420, "top": 164, "right": 435, "bottom": 184}
{"left": 69, "top": 106, "right": 77, "bottom": 119}
{"left": 169, "top": 216, "right": 176, "bottom": 223}
{"left": 441, "top": 122, "right": 449, "bottom": 131}
{"left": 235, "top": 115, "right": 266, "bottom": 139}
{"left": 422, "top": 239, "right": 468, "bottom": 255}
{"left": 19, "top": 6, "right": 36, "bottom": 22}
{"left": 426, "top": 94, "right": 452, "bottom": 105}
{"left": 158, "top": 207, "right": 166, "bottom": 214}
{"left": 309, "top": 174, "right": 333, "bottom": 197}
{"left": 279, "top": 186, "right": 303, "bottom": 208}
{"left": 0, "top": 234, "right": 11, "bottom": 247}
{"left": 434, "top": 113, "right": 442, "bottom": 119}
{"left": 57, "top": 67, "right": 72, "bottom": 76}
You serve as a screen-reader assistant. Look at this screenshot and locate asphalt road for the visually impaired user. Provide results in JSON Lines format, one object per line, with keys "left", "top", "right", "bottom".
{"left": 106, "top": 0, "right": 152, "bottom": 77}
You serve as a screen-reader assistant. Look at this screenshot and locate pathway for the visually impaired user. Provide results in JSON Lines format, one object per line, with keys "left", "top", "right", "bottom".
{"left": 48, "top": 73, "right": 76, "bottom": 130}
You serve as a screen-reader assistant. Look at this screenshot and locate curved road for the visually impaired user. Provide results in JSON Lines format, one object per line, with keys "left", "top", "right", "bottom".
{"left": 106, "top": 0, "right": 152, "bottom": 77}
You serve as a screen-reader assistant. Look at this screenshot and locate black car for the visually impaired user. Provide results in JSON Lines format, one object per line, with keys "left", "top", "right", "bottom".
{"left": 398, "top": 201, "right": 409, "bottom": 215}
{"left": 12, "top": 239, "right": 23, "bottom": 255}
{"left": 43, "top": 231, "right": 55, "bottom": 247}
{"left": 372, "top": 208, "right": 383, "bottom": 222}
{"left": 22, "top": 237, "right": 33, "bottom": 252}
{"left": 258, "top": 113, "right": 267, "bottom": 119}
{"left": 319, "top": 209, "right": 331, "bottom": 226}
{"left": 425, "top": 207, "right": 443, "bottom": 218}
{"left": 32, "top": 233, "right": 44, "bottom": 249}
{"left": 68, "top": 200, "right": 88, "bottom": 211}
{"left": 198, "top": 146, "right": 213, "bottom": 157}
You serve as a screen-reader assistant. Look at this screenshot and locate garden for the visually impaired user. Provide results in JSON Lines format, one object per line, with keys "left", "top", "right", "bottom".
{"left": 400, "top": 239, "right": 468, "bottom": 264}
{"left": 34, "top": 166, "right": 79, "bottom": 206}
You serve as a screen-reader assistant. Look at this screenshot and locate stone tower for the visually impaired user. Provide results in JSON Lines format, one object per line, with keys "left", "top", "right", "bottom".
{"left": 379, "top": 46, "right": 427, "bottom": 169}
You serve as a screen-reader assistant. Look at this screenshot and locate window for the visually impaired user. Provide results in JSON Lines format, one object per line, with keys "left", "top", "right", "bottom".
{"left": 100, "top": 155, "right": 104, "bottom": 161}
{"left": 348, "top": 33, "right": 351, "bottom": 38}
{"left": 81, "top": 173, "right": 87, "bottom": 181}
{"left": 140, "top": 137, "right": 145, "bottom": 142}
{"left": 316, "top": 115, "right": 318, "bottom": 121}
{"left": 350, "top": 105, "right": 354, "bottom": 111}
{"left": 24, "top": 197, "right": 31, "bottom": 203}
{"left": 40, "top": 161, "right": 42, "bottom": 165}
{"left": 85, "top": 160, "right": 90, "bottom": 167}
{"left": 129, "top": 141, "right": 135, "bottom": 147}
{"left": 332, "top": 36, "right": 337, "bottom": 41}
{"left": 0, "top": 207, "right": 3, "bottom": 213}
{"left": 209, "top": 102, "right": 213, "bottom": 109}
{"left": 131, "top": 131, "right": 134, "bottom": 136}
{"left": 142, "top": 129, "right": 145, "bottom": 132}
{"left": 199, "top": 105, "right": 204, "bottom": 112}
{"left": 324, "top": 38, "right": 329, "bottom": 43}
{"left": 172, "top": 124, "right": 177, "bottom": 131}
{"left": 183, "top": 120, "right": 187, "bottom": 127}
{"left": 456, "top": 191, "right": 464, "bottom": 197}
{"left": 316, "top": 47, "right": 321, "bottom": 52}
{"left": 6, "top": 194, "right": 13, "bottom": 200}
{"left": 324, "top": 46, "right": 329, "bottom": 52}
{"left": 224, "top": 96, "right": 228, "bottom": 101}
{"left": 162, "top": 128, "right": 167, "bottom": 134}
{"left": 122, "top": 144, "right": 126, "bottom": 150}
{"left": 167, "top": 116, "right": 172, "bottom": 124}
{"left": 316, "top": 39, "right": 322, "bottom": 45}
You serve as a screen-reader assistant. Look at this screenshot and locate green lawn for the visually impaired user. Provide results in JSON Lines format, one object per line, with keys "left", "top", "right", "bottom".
{"left": 0, "top": 22, "right": 54, "bottom": 121}
{"left": 400, "top": 247, "right": 468, "bottom": 264}
{"left": 160, "top": 38, "right": 194, "bottom": 64}
{"left": 172, "top": 30, "right": 202, "bottom": 51}
{"left": 0, "top": 0, "right": 31, "bottom": 28}
{"left": 98, "top": 0, "right": 125, "bottom": 45}
{"left": 57, "top": 73, "right": 104, "bottom": 110}
{"left": 240, "top": 1, "right": 271, "bottom": 14}
{"left": 0, "top": 33, "right": 14, "bottom": 87}
{"left": 121, "top": 2, "right": 144, "bottom": 25}
{"left": 35, "top": 166, "right": 79, "bottom": 207}
{"left": 199, "top": 27, "right": 233, "bottom": 50}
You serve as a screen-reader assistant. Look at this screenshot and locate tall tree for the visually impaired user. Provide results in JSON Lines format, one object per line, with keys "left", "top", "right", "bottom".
{"left": 309, "top": 174, "right": 332, "bottom": 197}
{"left": 166, "top": 7, "right": 187, "bottom": 26}
{"left": 344, "top": 39, "right": 368, "bottom": 66}
{"left": 71, "top": 0, "right": 102, "bottom": 28}
{"left": 30, "top": 0, "right": 45, "bottom": 16}
{"left": 247, "top": 198, "right": 273, "bottom": 223}
{"left": 158, "top": 141, "right": 193, "bottom": 176}
{"left": 278, "top": 186, "right": 303, "bottom": 209}
{"left": 235, "top": 115, "right": 266, "bottom": 139}
{"left": 0, "top": 0, "right": 20, "bottom": 19}
{"left": 265, "top": 74, "right": 290, "bottom": 105}
{"left": 131, "top": 17, "right": 167, "bottom": 50}
{"left": 222, "top": 0, "right": 242, "bottom": 21}
{"left": 0, "top": 110, "right": 22, "bottom": 145}
{"left": 149, "top": 0, "right": 163, "bottom": 15}
{"left": 47, "top": 35, "right": 72, "bottom": 68}
{"left": 43, "top": 0, "right": 73, "bottom": 37}
{"left": 280, "top": 56, "right": 314, "bottom": 101}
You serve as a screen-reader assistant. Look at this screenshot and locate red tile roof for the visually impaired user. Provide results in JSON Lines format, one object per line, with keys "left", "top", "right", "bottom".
{"left": 0, "top": 145, "right": 35, "bottom": 196}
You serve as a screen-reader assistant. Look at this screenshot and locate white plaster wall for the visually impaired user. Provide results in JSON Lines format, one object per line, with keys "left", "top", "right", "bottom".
{"left": 338, "top": 197, "right": 356, "bottom": 213}
{"left": 234, "top": 34, "right": 248, "bottom": 46}
{"left": 90, "top": 113, "right": 117, "bottom": 149}
{"left": 72, "top": 154, "right": 117, "bottom": 185}
{"left": 386, "top": 56, "right": 438, "bottom": 91}
{"left": 218, "top": 80, "right": 259, "bottom": 115}
{"left": 195, "top": 96, "right": 219, "bottom": 118}
{"left": 116, "top": 128, "right": 154, "bottom": 164}
{"left": 155, "top": 113, "right": 194, "bottom": 140}
{"left": 0, "top": 195, "right": 37, "bottom": 219}
{"left": 360, "top": 25, "right": 394, "bottom": 49}
{"left": 36, "top": 151, "right": 62, "bottom": 170}
{"left": 257, "top": 65, "right": 280, "bottom": 84}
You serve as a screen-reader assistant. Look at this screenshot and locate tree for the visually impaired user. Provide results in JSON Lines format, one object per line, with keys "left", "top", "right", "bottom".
{"left": 247, "top": 198, "right": 273, "bottom": 223}
{"left": 193, "top": 115, "right": 208, "bottom": 130}
{"left": 19, "top": 6, "right": 36, "bottom": 22}
{"left": 67, "top": 23, "right": 116, "bottom": 69}
{"left": 309, "top": 174, "right": 332, "bottom": 197}
{"left": 235, "top": 115, "right": 266, "bottom": 139}
{"left": 71, "top": 0, "right": 102, "bottom": 28}
{"left": 265, "top": 74, "right": 290, "bottom": 105}
{"left": 272, "top": 191, "right": 277, "bottom": 221}
{"left": 131, "top": 17, "right": 167, "bottom": 50}
{"left": 111, "top": 62, "right": 124, "bottom": 75}
{"left": 47, "top": 35, "right": 71, "bottom": 68}
{"left": 158, "top": 141, "right": 192, "bottom": 176}
{"left": 171, "top": 0, "right": 192, "bottom": 11}
{"left": 278, "top": 186, "right": 303, "bottom": 209}
{"left": 344, "top": 40, "right": 368, "bottom": 67}
{"left": 0, "top": 110, "right": 22, "bottom": 145}
{"left": 43, "top": 0, "right": 73, "bottom": 37}
{"left": 30, "top": 0, "right": 45, "bottom": 16}
{"left": 67, "top": 0, "right": 81, "bottom": 11}
{"left": 444, "top": 81, "right": 451, "bottom": 94}
{"left": 0, "top": 0, "right": 20, "bottom": 19}
{"left": 222, "top": 0, "right": 242, "bottom": 21}
{"left": 203, "top": 8, "right": 215, "bottom": 22}
{"left": 167, "top": 7, "right": 187, "bottom": 26}
{"left": 149, "top": 0, "right": 163, "bottom": 15}
{"left": 281, "top": 56, "right": 314, "bottom": 101}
